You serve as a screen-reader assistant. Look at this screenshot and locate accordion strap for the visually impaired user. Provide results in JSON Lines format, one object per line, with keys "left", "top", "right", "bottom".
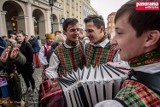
{"left": 129, "top": 70, "right": 160, "bottom": 95}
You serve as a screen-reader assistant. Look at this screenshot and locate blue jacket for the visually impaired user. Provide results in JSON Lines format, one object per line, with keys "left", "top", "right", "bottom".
{"left": 0, "top": 38, "right": 6, "bottom": 71}
{"left": 0, "top": 38, "right": 6, "bottom": 56}
{"left": 29, "top": 37, "right": 40, "bottom": 53}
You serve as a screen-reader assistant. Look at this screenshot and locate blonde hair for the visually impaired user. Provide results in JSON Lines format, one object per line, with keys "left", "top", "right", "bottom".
{"left": 54, "top": 35, "right": 65, "bottom": 42}
{"left": 6, "top": 38, "right": 17, "bottom": 47}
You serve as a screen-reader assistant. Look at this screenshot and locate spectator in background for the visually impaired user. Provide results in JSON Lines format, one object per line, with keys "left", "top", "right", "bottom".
{"left": 24, "top": 34, "right": 30, "bottom": 42}
{"left": 37, "top": 36, "right": 40, "bottom": 40}
{"left": 78, "top": 28, "right": 85, "bottom": 40}
{"left": 106, "top": 33, "right": 111, "bottom": 40}
{"left": 36, "top": 35, "right": 42, "bottom": 47}
{"left": 54, "top": 30, "right": 65, "bottom": 43}
{"left": 0, "top": 40, "right": 26, "bottom": 107}
{"left": 0, "top": 33, "right": 6, "bottom": 72}
{"left": 46, "top": 33, "right": 65, "bottom": 63}
{"left": 78, "top": 28, "right": 90, "bottom": 45}
{"left": 55, "top": 31, "right": 62, "bottom": 36}
{"left": 1, "top": 35, "right": 8, "bottom": 41}
{"left": 0, "top": 34, "right": 6, "bottom": 56}
{"left": 16, "top": 31, "right": 35, "bottom": 96}
{"left": 8, "top": 30, "right": 17, "bottom": 40}
{"left": 29, "top": 35, "right": 41, "bottom": 68}
{"left": 9, "top": 33, "right": 17, "bottom": 40}
{"left": 39, "top": 33, "right": 55, "bottom": 81}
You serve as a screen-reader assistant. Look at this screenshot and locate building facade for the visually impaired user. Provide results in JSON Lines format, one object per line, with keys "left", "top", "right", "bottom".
{"left": 107, "top": 12, "right": 116, "bottom": 39}
{"left": 62, "top": 0, "right": 97, "bottom": 28}
{"left": 0, "top": 0, "right": 97, "bottom": 39}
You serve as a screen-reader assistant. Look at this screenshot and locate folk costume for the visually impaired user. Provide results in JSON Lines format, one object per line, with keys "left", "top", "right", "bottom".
{"left": 45, "top": 41, "right": 85, "bottom": 78}
{"left": 39, "top": 33, "right": 55, "bottom": 67}
{"left": 39, "top": 34, "right": 55, "bottom": 81}
{"left": 39, "top": 44, "right": 51, "bottom": 67}
{"left": 85, "top": 38, "right": 118, "bottom": 68}
{"left": 39, "top": 41, "right": 85, "bottom": 107}
{"left": 95, "top": 49, "right": 160, "bottom": 107}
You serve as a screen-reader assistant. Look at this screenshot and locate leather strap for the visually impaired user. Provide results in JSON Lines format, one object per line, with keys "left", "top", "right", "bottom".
{"left": 129, "top": 70, "right": 160, "bottom": 94}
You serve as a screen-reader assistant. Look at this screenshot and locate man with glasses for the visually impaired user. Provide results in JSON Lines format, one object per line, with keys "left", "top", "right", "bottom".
{"left": 84, "top": 15, "right": 125, "bottom": 68}
{"left": 45, "top": 18, "right": 85, "bottom": 78}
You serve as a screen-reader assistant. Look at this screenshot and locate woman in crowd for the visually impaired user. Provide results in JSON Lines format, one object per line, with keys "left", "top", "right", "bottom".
{"left": 0, "top": 39, "right": 26, "bottom": 107}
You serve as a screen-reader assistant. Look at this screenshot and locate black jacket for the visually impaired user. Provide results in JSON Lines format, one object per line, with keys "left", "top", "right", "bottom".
{"left": 16, "top": 41, "right": 34, "bottom": 74}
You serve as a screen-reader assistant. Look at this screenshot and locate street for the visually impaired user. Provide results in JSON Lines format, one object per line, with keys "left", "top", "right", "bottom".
{"left": 21, "top": 68, "right": 42, "bottom": 107}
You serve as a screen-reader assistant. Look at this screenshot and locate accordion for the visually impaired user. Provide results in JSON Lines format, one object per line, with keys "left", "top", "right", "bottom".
{"left": 57, "top": 64, "right": 129, "bottom": 107}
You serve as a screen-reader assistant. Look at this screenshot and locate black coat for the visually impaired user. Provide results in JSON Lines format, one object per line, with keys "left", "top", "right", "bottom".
{"left": 16, "top": 41, "right": 34, "bottom": 74}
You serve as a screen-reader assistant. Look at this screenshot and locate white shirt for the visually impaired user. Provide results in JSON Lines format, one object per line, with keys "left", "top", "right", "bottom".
{"left": 82, "top": 36, "right": 90, "bottom": 46}
{"left": 45, "top": 42, "right": 78, "bottom": 79}
{"left": 38, "top": 44, "right": 51, "bottom": 66}
{"left": 89, "top": 38, "right": 110, "bottom": 48}
{"left": 95, "top": 63, "right": 160, "bottom": 107}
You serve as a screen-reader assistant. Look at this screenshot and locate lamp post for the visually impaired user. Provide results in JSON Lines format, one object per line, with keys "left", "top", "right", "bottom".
{"left": 49, "top": 0, "right": 54, "bottom": 33}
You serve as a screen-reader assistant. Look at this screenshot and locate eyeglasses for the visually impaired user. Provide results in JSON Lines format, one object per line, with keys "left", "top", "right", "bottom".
{"left": 85, "top": 29, "right": 94, "bottom": 33}
{"left": 69, "top": 28, "right": 80, "bottom": 32}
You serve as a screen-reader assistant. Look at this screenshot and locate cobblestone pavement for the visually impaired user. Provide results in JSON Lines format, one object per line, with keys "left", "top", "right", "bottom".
{"left": 20, "top": 68, "right": 42, "bottom": 107}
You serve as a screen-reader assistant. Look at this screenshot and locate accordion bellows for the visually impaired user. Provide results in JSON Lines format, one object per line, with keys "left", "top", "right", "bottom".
{"left": 57, "top": 64, "right": 128, "bottom": 107}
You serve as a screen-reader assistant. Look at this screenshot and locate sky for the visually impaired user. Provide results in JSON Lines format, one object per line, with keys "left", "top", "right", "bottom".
{"left": 90, "top": 0, "right": 129, "bottom": 25}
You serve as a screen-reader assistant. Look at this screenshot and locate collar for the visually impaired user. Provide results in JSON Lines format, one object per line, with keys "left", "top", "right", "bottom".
{"left": 131, "top": 63, "right": 160, "bottom": 74}
{"left": 63, "top": 42, "right": 79, "bottom": 48}
{"left": 129, "top": 49, "right": 160, "bottom": 67}
{"left": 44, "top": 44, "right": 51, "bottom": 48}
{"left": 90, "top": 38, "right": 109, "bottom": 48}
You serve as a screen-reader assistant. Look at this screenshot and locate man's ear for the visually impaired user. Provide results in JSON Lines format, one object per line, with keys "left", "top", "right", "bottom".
{"left": 100, "top": 26, "right": 104, "bottom": 33}
{"left": 63, "top": 30, "right": 67, "bottom": 35}
{"left": 145, "top": 30, "right": 160, "bottom": 47}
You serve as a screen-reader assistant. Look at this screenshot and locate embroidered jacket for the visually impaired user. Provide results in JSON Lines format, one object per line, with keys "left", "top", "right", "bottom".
{"left": 95, "top": 50, "right": 160, "bottom": 107}
{"left": 85, "top": 42, "right": 116, "bottom": 68}
{"left": 115, "top": 80, "right": 160, "bottom": 107}
{"left": 54, "top": 42, "right": 85, "bottom": 76}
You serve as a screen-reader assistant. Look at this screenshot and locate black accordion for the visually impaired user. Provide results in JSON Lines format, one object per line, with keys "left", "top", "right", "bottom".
{"left": 57, "top": 64, "right": 128, "bottom": 107}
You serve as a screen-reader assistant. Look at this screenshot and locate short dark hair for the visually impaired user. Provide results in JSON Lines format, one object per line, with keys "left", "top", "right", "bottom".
{"left": 55, "top": 31, "right": 61, "bottom": 35}
{"left": 115, "top": 0, "right": 160, "bottom": 36}
{"left": 16, "top": 30, "right": 26, "bottom": 36}
{"left": 115, "top": 0, "right": 160, "bottom": 49}
{"left": 84, "top": 15, "right": 105, "bottom": 30}
{"left": 107, "top": 33, "right": 111, "bottom": 40}
{"left": 62, "top": 18, "right": 78, "bottom": 31}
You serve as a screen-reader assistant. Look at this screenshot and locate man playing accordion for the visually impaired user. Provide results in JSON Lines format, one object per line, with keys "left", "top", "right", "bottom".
{"left": 96, "top": 0, "right": 160, "bottom": 106}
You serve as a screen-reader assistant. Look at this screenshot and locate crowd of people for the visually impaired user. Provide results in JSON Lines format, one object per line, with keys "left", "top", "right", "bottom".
{"left": 0, "top": 30, "right": 37, "bottom": 106}
{"left": 0, "top": 0, "right": 160, "bottom": 106}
